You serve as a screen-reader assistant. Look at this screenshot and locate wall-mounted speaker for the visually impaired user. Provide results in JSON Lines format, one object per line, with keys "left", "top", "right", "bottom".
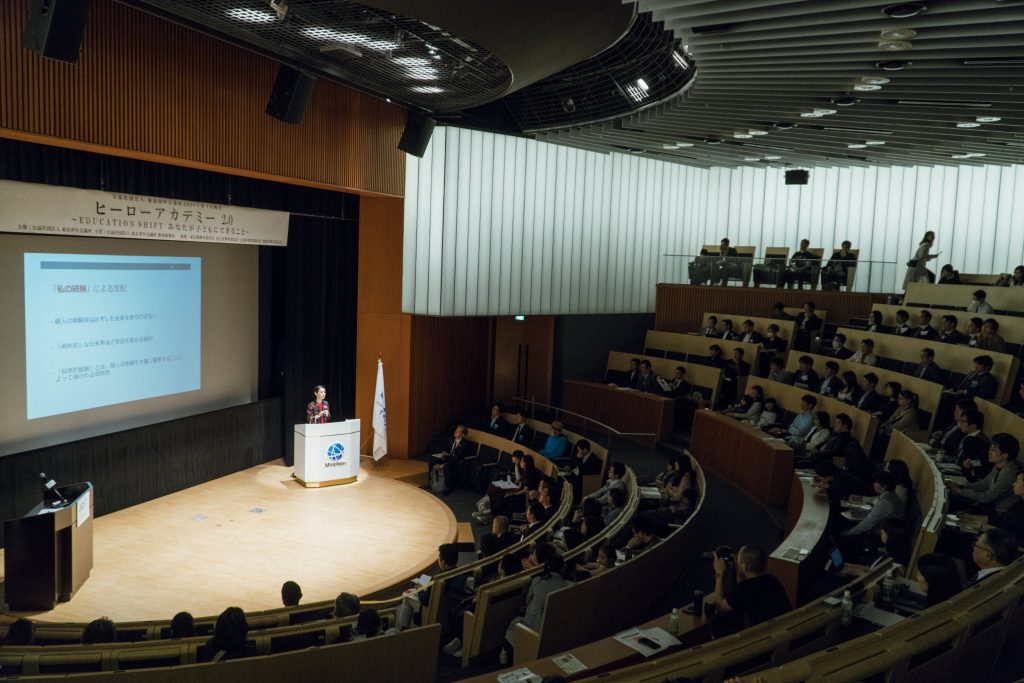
{"left": 785, "top": 169, "right": 809, "bottom": 185}
{"left": 266, "top": 66, "right": 316, "bottom": 125}
{"left": 398, "top": 112, "right": 437, "bottom": 158}
{"left": 22, "top": 0, "right": 92, "bottom": 64}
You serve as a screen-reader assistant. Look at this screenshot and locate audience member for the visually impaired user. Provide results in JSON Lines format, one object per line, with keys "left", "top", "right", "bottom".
{"left": 499, "top": 553, "right": 524, "bottom": 579}
{"left": 705, "top": 344, "right": 726, "bottom": 368}
{"left": 767, "top": 356, "right": 795, "bottom": 385}
{"left": 841, "top": 471, "right": 905, "bottom": 538}
{"left": 1008, "top": 265, "right": 1024, "bottom": 287}
{"left": 717, "top": 319, "right": 736, "bottom": 341}
{"left": 930, "top": 399, "right": 974, "bottom": 453}
{"left": 659, "top": 365, "right": 693, "bottom": 398}
{"left": 333, "top": 592, "right": 361, "bottom": 619}
{"left": 910, "top": 348, "right": 943, "bottom": 383}
{"left": 1003, "top": 380, "right": 1024, "bottom": 418}
{"left": 915, "top": 553, "right": 963, "bottom": 606}
{"left": 624, "top": 515, "right": 661, "bottom": 554}
{"left": 2, "top": 618, "right": 34, "bottom": 646}
{"left": 586, "top": 462, "right": 626, "bottom": 507}
{"left": 769, "top": 394, "right": 815, "bottom": 444}
{"left": 793, "top": 301, "right": 822, "bottom": 351}
{"left": 866, "top": 310, "right": 888, "bottom": 334}
{"left": 281, "top": 580, "right": 302, "bottom": 607}
{"left": 837, "top": 370, "right": 862, "bottom": 405}
{"left": 539, "top": 421, "right": 569, "bottom": 462}
{"left": 770, "top": 302, "right": 795, "bottom": 321}
{"left": 701, "top": 316, "right": 720, "bottom": 337}
{"left": 487, "top": 403, "right": 508, "bottom": 437}
{"left": 427, "top": 543, "right": 474, "bottom": 649}
{"left": 782, "top": 239, "right": 817, "bottom": 288}
{"left": 965, "top": 317, "right": 983, "bottom": 347}
{"left": 937, "top": 314, "right": 966, "bottom": 345}
{"left": 841, "top": 518, "right": 913, "bottom": 576}
{"left": 816, "top": 414, "right": 873, "bottom": 486}
{"left": 168, "top": 611, "right": 195, "bottom": 639}
{"left": 876, "top": 390, "right": 919, "bottom": 447}
{"left": 855, "top": 373, "right": 884, "bottom": 413}
{"left": 937, "top": 264, "right": 962, "bottom": 285}
{"left": 947, "top": 355, "right": 998, "bottom": 400}
{"left": 966, "top": 528, "right": 1018, "bottom": 586}
{"left": 875, "top": 381, "right": 902, "bottom": 420}
{"left": 82, "top": 617, "right": 117, "bottom": 645}
{"left": 707, "top": 545, "right": 791, "bottom": 637}
{"left": 849, "top": 338, "right": 878, "bottom": 366}
{"left": 823, "top": 241, "right": 857, "bottom": 290}
{"left": 793, "top": 355, "right": 820, "bottom": 390}
{"left": 759, "top": 324, "right": 788, "bottom": 372}
{"left": 949, "top": 434, "right": 1020, "bottom": 515}
{"left": 755, "top": 397, "right": 780, "bottom": 429}
{"left": 977, "top": 319, "right": 1008, "bottom": 353}
{"left": 603, "top": 487, "right": 628, "bottom": 526}
{"left": 813, "top": 461, "right": 871, "bottom": 522}
{"left": 201, "top": 608, "right": 256, "bottom": 662}
{"left": 818, "top": 361, "right": 841, "bottom": 397}
{"left": 501, "top": 554, "right": 573, "bottom": 664}
{"left": 355, "top": 608, "right": 392, "bottom": 640}
{"left": 967, "top": 289, "right": 994, "bottom": 314}
{"left": 959, "top": 473, "right": 1024, "bottom": 542}
{"left": 508, "top": 411, "right": 535, "bottom": 446}
{"left": 893, "top": 309, "right": 913, "bottom": 336}
{"left": 952, "top": 409, "right": 990, "bottom": 481}
{"left": 884, "top": 459, "right": 914, "bottom": 504}
{"left": 428, "top": 425, "right": 471, "bottom": 496}
{"left": 793, "top": 411, "right": 832, "bottom": 458}
{"left": 912, "top": 309, "right": 938, "bottom": 340}
{"left": 826, "top": 333, "right": 853, "bottom": 359}
{"left": 738, "top": 319, "right": 763, "bottom": 344}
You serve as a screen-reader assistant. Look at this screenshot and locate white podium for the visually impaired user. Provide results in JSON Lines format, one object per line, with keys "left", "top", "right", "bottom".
{"left": 293, "top": 420, "right": 361, "bottom": 487}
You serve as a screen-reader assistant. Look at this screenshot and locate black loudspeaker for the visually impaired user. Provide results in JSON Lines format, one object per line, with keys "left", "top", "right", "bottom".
{"left": 398, "top": 112, "right": 437, "bottom": 158}
{"left": 266, "top": 66, "right": 316, "bottom": 125}
{"left": 22, "top": 0, "right": 92, "bottom": 64}
{"left": 785, "top": 169, "right": 809, "bottom": 185}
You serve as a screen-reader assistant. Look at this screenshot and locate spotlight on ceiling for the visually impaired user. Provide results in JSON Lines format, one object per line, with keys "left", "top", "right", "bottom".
{"left": 878, "top": 41, "right": 913, "bottom": 51}
{"left": 860, "top": 76, "right": 891, "bottom": 85}
{"left": 975, "top": 115, "right": 1001, "bottom": 123}
{"left": 880, "top": 28, "right": 917, "bottom": 40}
{"left": 831, "top": 97, "right": 859, "bottom": 106}
{"left": 882, "top": 3, "right": 928, "bottom": 19}
{"left": 876, "top": 60, "right": 911, "bottom": 70}
{"left": 955, "top": 122, "right": 981, "bottom": 128}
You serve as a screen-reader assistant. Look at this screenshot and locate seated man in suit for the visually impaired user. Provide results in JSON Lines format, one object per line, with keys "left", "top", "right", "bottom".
{"left": 911, "top": 347, "right": 944, "bottom": 383}
{"left": 978, "top": 319, "right": 1008, "bottom": 353}
{"left": 965, "top": 528, "right": 1018, "bottom": 586}
{"left": 952, "top": 409, "right": 991, "bottom": 481}
{"left": 758, "top": 324, "right": 788, "bottom": 375}
{"left": 767, "top": 356, "right": 795, "bottom": 385}
{"left": 585, "top": 461, "right": 626, "bottom": 507}
{"left": 938, "top": 314, "right": 967, "bottom": 345}
{"left": 564, "top": 439, "right": 603, "bottom": 482}
{"left": 430, "top": 425, "right": 472, "bottom": 496}
{"left": 635, "top": 360, "right": 659, "bottom": 394}
{"left": 841, "top": 471, "right": 906, "bottom": 538}
{"left": 856, "top": 372, "right": 885, "bottom": 413}
{"left": 738, "top": 319, "right": 763, "bottom": 344}
{"left": 706, "top": 344, "right": 727, "bottom": 368}
{"left": 714, "top": 237, "right": 740, "bottom": 285}
{"left": 825, "top": 332, "right": 854, "bottom": 359}
{"left": 659, "top": 365, "right": 693, "bottom": 398}
{"left": 689, "top": 248, "right": 715, "bottom": 285}
{"left": 781, "top": 239, "right": 817, "bottom": 289}
{"left": 793, "top": 355, "right": 820, "bottom": 390}
{"left": 949, "top": 434, "right": 1020, "bottom": 516}
{"left": 487, "top": 403, "right": 508, "bottom": 437}
{"left": 770, "top": 302, "right": 796, "bottom": 321}
{"left": 818, "top": 360, "right": 842, "bottom": 397}
{"left": 945, "top": 355, "right": 998, "bottom": 400}
{"left": 912, "top": 309, "right": 939, "bottom": 340}
{"left": 717, "top": 319, "right": 737, "bottom": 341}
{"left": 701, "top": 315, "right": 720, "bottom": 337}
{"left": 793, "top": 301, "right": 822, "bottom": 352}
{"left": 930, "top": 399, "right": 975, "bottom": 453}
{"left": 822, "top": 241, "right": 857, "bottom": 290}
{"left": 849, "top": 338, "right": 878, "bottom": 366}
{"left": 507, "top": 410, "right": 535, "bottom": 446}
{"left": 816, "top": 413, "right": 874, "bottom": 487}
{"left": 965, "top": 317, "right": 984, "bottom": 347}
{"left": 893, "top": 309, "right": 914, "bottom": 336}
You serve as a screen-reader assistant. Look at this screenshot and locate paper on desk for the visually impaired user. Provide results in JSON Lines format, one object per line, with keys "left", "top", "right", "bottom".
{"left": 613, "top": 626, "right": 681, "bottom": 658}
{"left": 854, "top": 603, "right": 905, "bottom": 627}
{"left": 497, "top": 668, "right": 541, "bottom": 683}
{"left": 492, "top": 478, "right": 519, "bottom": 491}
{"left": 551, "top": 653, "right": 588, "bottom": 675}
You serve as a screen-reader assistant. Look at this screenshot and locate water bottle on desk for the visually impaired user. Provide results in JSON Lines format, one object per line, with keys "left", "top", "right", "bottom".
{"left": 840, "top": 590, "right": 853, "bottom": 626}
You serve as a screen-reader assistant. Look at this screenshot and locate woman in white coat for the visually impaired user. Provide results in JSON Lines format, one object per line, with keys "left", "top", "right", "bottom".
{"left": 903, "top": 231, "right": 939, "bottom": 289}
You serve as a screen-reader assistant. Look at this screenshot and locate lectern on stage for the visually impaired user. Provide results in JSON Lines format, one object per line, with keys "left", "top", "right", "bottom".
{"left": 294, "top": 420, "right": 361, "bottom": 487}
{"left": 4, "top": 482, "right": 94, "bottom": 611}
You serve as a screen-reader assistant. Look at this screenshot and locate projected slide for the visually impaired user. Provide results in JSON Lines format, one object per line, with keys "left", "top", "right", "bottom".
{"left": 25, "top": 254, "right": 201, "bottom": 419}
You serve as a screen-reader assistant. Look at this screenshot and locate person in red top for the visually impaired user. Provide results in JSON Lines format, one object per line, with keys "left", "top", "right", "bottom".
{"left": 306, "top": 385, "right": 330, "bottom": 424}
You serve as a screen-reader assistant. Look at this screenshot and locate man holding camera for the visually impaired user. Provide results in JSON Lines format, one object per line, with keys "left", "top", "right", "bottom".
{"left": 705, "top": 545, "right": 791, "bottom": 637}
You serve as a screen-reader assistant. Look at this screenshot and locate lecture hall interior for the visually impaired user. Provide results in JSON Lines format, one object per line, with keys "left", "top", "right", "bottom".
{"left": 2, "top": 0, "right": 1024, "bottom": 681}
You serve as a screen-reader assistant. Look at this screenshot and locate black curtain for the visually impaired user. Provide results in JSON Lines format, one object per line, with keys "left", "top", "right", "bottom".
{"left": 0, "top": 139, "right": 360, "bottom": 544}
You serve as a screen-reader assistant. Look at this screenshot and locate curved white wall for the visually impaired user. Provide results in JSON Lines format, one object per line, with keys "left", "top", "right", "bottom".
{"left": 403, "top": 126, "right": 1024, "bottom": 316}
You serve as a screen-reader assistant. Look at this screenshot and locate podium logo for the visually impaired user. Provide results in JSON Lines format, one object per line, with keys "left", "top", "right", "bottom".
{"left": 326, "top": 442, "right": 345, "bottom": 462}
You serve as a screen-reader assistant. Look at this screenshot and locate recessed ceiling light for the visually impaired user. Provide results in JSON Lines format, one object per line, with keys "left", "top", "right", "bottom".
{"left": 226, "top": 8, "right": 276, "bottom": 23}
{"left": 861, "top": 76, "right": 891, "bottom": 85}
{"left": 854, "top": 84, "right": 882, "bottom": 91}
{"left": 763, "top": 154, "right": 782, "bottom": 160}
{"left": 865, "top": 140, "right": 886, "bottom": 146}
{"left": 773, "top": 122, "right": 796, "bottom": 129}
{"left": 705, "top": 139, "right": 723, "bottom": 145}
{"left": 675, "top": 142, "right": 694, "bottom": 147}
{"left": 952, "top": 154, "right": 970, "bottom": 159}
{"left": 876, "top": 60, "right": 911, "bottom": 70}
{"left": 303, "top": 27, "right": 399, "bottom": 51}
{"left": 975, "top": 116, "right": 1001, "bottom": 123}
{"left": 744, "top": 157, "right": 761, "bottom": 162}
{"left": 956, "top": 122, "right": 981, "bottom": 128}
{"left": 734, "top": 133, "right": 753, "bottom": 139}
{"left": 748, "top": 130, "right": 769, "bottom": 136}
{"left": 815, "top": 108, "right": 839, "bottom": 115}
{"left": 662, "top": 143, "right": 682, "bottom": 150}
{"left": 831, "top": 98, "right": 858, "bottom": 107}
{"left": 395, "top": 57, "right": 431, "bottom": 67}
{"left": 636, "top": 78, "right": 650, "bottom": 91}
{"left": 969, "top": 153, "right": 985, "bottom": 158}
{"left": 880, "top": 28, "right": 918, "bottom": 40}
{"left": 406, "top": 66, "right": 439, "bottom": 80}
{"left": 625, "top": 84, "right": 649, "bottom": 102}
{"left": 847, "top": 144, "right": 868, "bottom": 149}
{"left": 882, "top": 3, "right": 928, "bottom": 19}
{"left": 878, "top": 41, "right": 913, "bottom": 51}
{"left": 801, "top": 112, "right": 824, "bottom": 118}
{"left": 411, "top": 85, "right": 444, "bottom": 94}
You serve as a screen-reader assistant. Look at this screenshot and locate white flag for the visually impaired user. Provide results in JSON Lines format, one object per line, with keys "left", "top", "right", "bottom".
{"left": 372, "top": 358, "right": 387, "bottom": 461}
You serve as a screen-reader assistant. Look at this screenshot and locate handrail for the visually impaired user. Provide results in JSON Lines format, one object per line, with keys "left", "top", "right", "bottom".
{"left": 509, "top": 395, "right": 656, "bottom": 439}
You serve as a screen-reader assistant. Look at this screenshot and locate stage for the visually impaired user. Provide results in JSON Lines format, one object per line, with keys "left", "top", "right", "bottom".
{"left": 0, "top": 458, "right": 455, "bottom": 623}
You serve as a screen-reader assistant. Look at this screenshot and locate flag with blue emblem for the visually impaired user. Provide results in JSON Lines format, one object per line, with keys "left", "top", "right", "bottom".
{"left": 372, "top": 357, "right": 387, "bottom": 461}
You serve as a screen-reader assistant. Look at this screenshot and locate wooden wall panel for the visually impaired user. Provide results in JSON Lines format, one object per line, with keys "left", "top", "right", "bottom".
{"left": 655, "top": 284, "right": 887, "bottom": 335}
{"left": 0, "top": 0, "right": 405, "bottom": 197}
{"left": 493, "top": 316, "right": 554, "bottom": 407}
{"left": 407, "top": 316, "right": 492, "bottom": 455}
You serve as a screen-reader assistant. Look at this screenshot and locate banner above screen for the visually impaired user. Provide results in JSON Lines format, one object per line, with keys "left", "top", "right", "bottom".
{"left": 0, "top": 180, "right": 289, "bottom": 246}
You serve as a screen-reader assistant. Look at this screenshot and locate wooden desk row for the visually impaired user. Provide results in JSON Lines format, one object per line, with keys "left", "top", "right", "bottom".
{"left": 883, "top": 430, "right": 947, "bottom": 578}
{"left": 643, "top": 329, "right": 763, "bottom": 370}
{"left": 783, "top": 351, "right": 944, "bottom": 433}
{"left": 906, "top": 282, "right": 1024, "bottom": 314}
{"left": 836, "top": 325, "right": 1020, "bottom": 405}
{"left": 702, "top": 311, "right": 799, "bottom": 344}
{"left": 768, "top": 476, "right": 831, "bottom": 607}
{"left": 757, "top": 377, "right": 879, "bottom": 451}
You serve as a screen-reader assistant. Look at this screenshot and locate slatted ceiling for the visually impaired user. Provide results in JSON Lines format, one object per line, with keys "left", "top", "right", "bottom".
{"left": 533, "top": 0, "right": 1024, "bottom": 168}
{"left": 0, "top": 0, "right": 404, "bottom": 197}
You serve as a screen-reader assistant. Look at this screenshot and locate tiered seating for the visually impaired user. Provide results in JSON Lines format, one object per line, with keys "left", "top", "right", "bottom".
{"left": 871, "top": 303, "right": 1024, "bottom": 356}
{"left": 905, "top": 282, "right": 1024, "bottom": 315}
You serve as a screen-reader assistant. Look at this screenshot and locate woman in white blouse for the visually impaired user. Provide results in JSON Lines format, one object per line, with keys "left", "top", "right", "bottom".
{"left": 903, "top": 230, "right": 939, "bottom": 289}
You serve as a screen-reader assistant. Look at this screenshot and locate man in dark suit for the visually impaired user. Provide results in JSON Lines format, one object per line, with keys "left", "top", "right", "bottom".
{"left": 825, "top": 333, "right": 854, "bottom": 359}
{"left": 930, "top": 399, "right": 975, "bottom": 453}
{"left": 954, "top": 409, "right": 991, "bottom": 481}
{"left": 770, "top": 302, "right": 796, "bottom": 321}
{"left": 938, "top": 314, "right": 967, "bottom": 345}
{"left": 487, "top": 403, "right": 508, "bottom": 437}
{"left": 856, "top": 373, "right": 885, "bottom": 413}
{"left": 822, "top": 241, "right": 857, "bottom": 290}
{"left": 508, "top": 411, "right": 535, "bottom": 447}
{"left": 701, "top": 316, "right": 720, "bottom": 337}
{"left": 738, "top": 320, "right": 763, "bottom": 344}
{"left": 636, "top": 360, "right": 659, "bottom": 393}
{"left": 430, "top": 425, "right": 472, "bottom": 496}
{"left": 893, "top": 310, "right": 914, "bottom": 336}
{"left": 911, "top": 348, "right": 944, "bottom": 383}
{"left": 913, "top": 310, "right": 939, "bottom": 340}
{"left": 818, "top": 361, "right": 841, "bottom": 397}
{"left": 714, "top": 237, "right": 739, "bottom": 285}
{"left": 793, "top": 355, "right": 820, "bottom": 390}
{"left": 950, "top": 355, "right": 998, "bottom": 400}
{"left": 719, "top": 348, "right": 750, "bottom": 406}
{"left": 717, "top": 319, "right": 736, "bottom": 341}
{"left": 816, "top": 414, "right": 873, "bottom": 487}
{"left": 965, "top": 528, "right": 1017, "bottom": 587}
{"left": 793, "top": 301, "right": 822, "bottom": 352}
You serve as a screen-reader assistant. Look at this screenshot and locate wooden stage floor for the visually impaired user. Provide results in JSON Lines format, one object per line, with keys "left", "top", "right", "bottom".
{"left": 0, "top": 458, "right": 454, "bottom": 623}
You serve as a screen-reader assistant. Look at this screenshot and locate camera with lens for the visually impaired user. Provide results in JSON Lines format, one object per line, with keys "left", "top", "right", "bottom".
{"left": 701, "top": 545, "right": 733, "bottom": 562}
